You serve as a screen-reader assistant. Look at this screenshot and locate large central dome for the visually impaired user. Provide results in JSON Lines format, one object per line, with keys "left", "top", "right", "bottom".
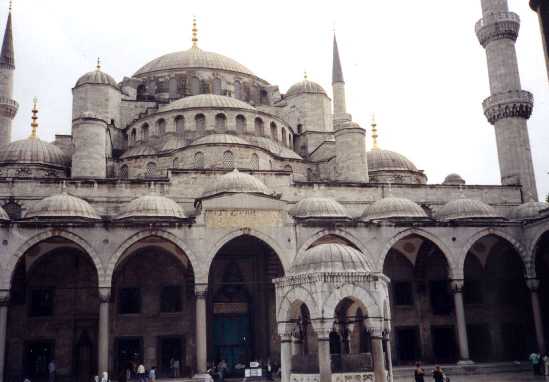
{"left": 134, "top": 47, "right": 255, "bottom": 77}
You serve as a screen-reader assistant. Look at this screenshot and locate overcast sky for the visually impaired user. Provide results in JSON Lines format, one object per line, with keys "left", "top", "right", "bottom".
{"left": 3, "top": 0, "right": 548, "bottom": 198}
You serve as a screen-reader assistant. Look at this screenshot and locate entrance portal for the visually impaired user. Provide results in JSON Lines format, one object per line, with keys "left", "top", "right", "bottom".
{"left": 116, "top": 337, "right": 143, "bottom": 376}
{"left": 159, "top": 337, "right": 184, "bottom": 377}
{"left": 24, "top": 341, "right": 55, "bottom": 379}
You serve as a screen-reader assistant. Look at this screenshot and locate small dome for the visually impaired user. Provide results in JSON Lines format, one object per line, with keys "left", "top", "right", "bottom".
{"left": 293, "top": 197, "right": 350, "bottom": 220}
{"left": 286, "top": 79, "right": 327, "bottom": 98}
{"left": 120, "top": 145, "right": 158, "bottom": 159}
{"left": 0, "top": 206, "right": 9, "bottom": 221}
{"left": 0, "top": 137, "right": 68, "bottom": 167}
{"left": 509, "top": 201, "right": 549, "bottom": 220}
{"left": 116, "top": 194, "right": 186, "bottom": 220}
{"left": 75, "top": 69, "right": 118, "bottom": 89}
{"left": 362, "top": 197, "right": 427, "bottom": 221}
{"left": 161, "top": 94, "right": 255, "bottom": 113}
{"left": 24, "top": 193, "right": 100, "bottom": 220}
{"left": 201, "top": 169, "right": 272, "bottom": 199}
{"left": 436, "top": 198, "right": 501, "bottom": 221}
{"left": 367, "top": 149, "right": 418, "bottom": 172}
{"left": 290, "top": 243, "right": 370, "bottom": 274}
{"left": 443, "top": 173, "right": 466, "bottom": 185}
{"left": 191, "top": 134, "right": 250, "bottom": 146}
{"left": 134, "top": 47, "right": 255, "bottom": 77}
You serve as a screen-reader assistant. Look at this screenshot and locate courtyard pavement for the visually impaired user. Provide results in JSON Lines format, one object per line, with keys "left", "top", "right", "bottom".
{"left": 394, "top": 371, "right": 548, "bottom": 381}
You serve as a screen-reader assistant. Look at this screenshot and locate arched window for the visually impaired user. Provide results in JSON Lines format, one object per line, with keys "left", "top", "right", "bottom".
{"left": 212, "top": 78, "right": 222, "bottom": 95}
{"left": 254, "top": 117, "right": 264, "bottom": 137}
{"left": 234, "top": 81, "right": 241, "bottom": 100}
{"left": 173, "top": 157, "right": 179, "bottom": 168}
{"left": 200, "top": 79, "right": 210, "bottom": 94}
{"left": 284, "top": 165, "right": 293, "bottom": 173}
{"left": 236, "top": 115, "right": 246, "bottom": 134}
{"left": 145, "top": 162, "right": 157, "bottom": 178}
{"left": 142, "top": 124, "right": 150, "bottom": 142}
{"left": 269, "top": 160, "right": 273, "bottom": 170}
{"left": 137, "top": 85, "right": 146, "bottom": 100}
{"left": 130, "top": 129, "right": 137, "bottom": 145}
{"left": 156, "top": 119, "right": 166, "bottom": 136}
{"left": 297, "top": 124, "right": 303, "bottom": 134}
{"left": 250, "top": 153, "right": 259, "bottom": 170}
{"left": 223, "top": 151, "right": 234, "bottom": 169}
{"left": 175, "top": 116, "right": 185, "bottom": 134}
{"left": 194, "top": 152, "right": 205, "bottom": 169}
{"left": 120, "top": 165, "right": 129, "bottom": 179}
{"left": 191, "top": 77, "right": 200, "bottom": 95}
{"left": 289, "top": 134, "right": 293, "bottom": 148}
{"left": 281, "top": 128, "right": 287, "bottom": 147}
{"left": 195, "top": 114, "right": 206, "bottom": 131}
{"left": 260, "top": 89, "right": 268, "bottom": 105}
{"left": 270, "top": 122, "right": 278, "bottom": 141}
{"left": 215, "top": 113, "right": 227, "bottom": 131}
{"left": 169, "top": 78, "right": 178, "bottom": 98}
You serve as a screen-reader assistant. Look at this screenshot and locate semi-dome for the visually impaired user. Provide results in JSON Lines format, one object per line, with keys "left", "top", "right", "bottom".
{"left": 367, "top": 149, "right": 418, "bottom": 172}
{"left": 443, "top": 173, "right": 466, "bottom": 185}
{"left": 135, "top": 47, "right": 255, "bottom": 77}
{"left": 293, "top": 197, "right": 350, "bottom": 220}
{"left": 0, "top": 206, "right": 9, "bottom": 221}
{"left": 116, "top": 194, "right": 187, "bottom": 220}
{"left": 362, "top": 197, "right": 427, "bottom": 221}
{"left": 161, "top": 94, "right": 255, "bottom": 113}
{"left": 201, "top": 169, "right": 272, "bottom": 199}
{"left": 24, "top": 192, "right": 100, "bottom": 220}
{"left": 290, "top": 243, "right": 370, "bottom": 274}
{"left": 0, "top": 137, "right": 68, "bottom": 167}
{"left": 509, "top": 201, "right": 549, "bottom": 220}
{"left": 191, "top": 134, "right": 250, "bottom": 146}
{"left": 436, "top": 198, "right": 501, "bottom": 221}
{"left": 120, "top": 145, "right": 158, "bottom": 159}
{"left": 75, "top": 69, "right": 118, "bottom": 89}
{"left": 286, "top": 79, "right": 327, "bottom": 98}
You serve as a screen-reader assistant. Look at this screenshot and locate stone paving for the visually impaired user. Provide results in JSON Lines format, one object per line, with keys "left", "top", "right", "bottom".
{"left": 394, "top": 371, "right": 547, "bottom": 381}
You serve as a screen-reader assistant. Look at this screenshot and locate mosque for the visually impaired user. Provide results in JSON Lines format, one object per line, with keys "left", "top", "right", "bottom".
{"left": 0, "top": 0, "right": 548, "bottom": 382}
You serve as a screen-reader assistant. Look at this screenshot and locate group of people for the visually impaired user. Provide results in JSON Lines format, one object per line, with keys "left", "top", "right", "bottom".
{"left": 117, "top": 363, "right": 157, "bottom": 382}
{"left": 529, "top": 351, "right": 549, "bottom": 376}
{"left": 414, "top": 363, "right": 450, "bottom": 382}
{"left": 206, "top": 359, "right": 280, "bottom": 381}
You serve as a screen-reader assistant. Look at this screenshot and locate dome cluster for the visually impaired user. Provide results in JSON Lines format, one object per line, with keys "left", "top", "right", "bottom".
{"left": 200, "top": 169, "right": 273, "bottom": 199}
{"left": 436, "top": 198, "right": 501, "bottom": 221}
{"left": 161, "top": 94, "right": 255, "bottom": 113}
{"left": 286, "top": 79, "right": 327, "bottom": 98}
{"left": 24, "top": 192, "right": 100, "bottom": 220}
{"left": 290, "top": 243, "right": 370, "bottom": 274}
{"left": 362, "top": 197, "right": 427, "bottom": 221}
{"left": 292, "top": 197, "right": 350, "bottom": 220}
{"left": 116, "top": 195, "right": 187, "bottom": 220}
{"left": 75, "top": 69, "right": 118, "bottom": 89}
{"left": 509, "top": 201, "right": 549, "bottom": 221}
{"left": 0, "top": 137, "right": 68, "bottom": 167}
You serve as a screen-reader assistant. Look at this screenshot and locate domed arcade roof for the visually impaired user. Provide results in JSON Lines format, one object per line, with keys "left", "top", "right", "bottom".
{"left": 75, "top": 68, "right": 118, "bottom": 89}
{"left": 509, "top": 201, "right": 549, "bottom": 221}
{"left": 362, "top": 197, "right": 427, "bottom": 221}
{"left": 161, "top": 94, "right": 255, "bottom": 112}
{"left": 116, "top": 194, "right": 187, "bottom": 220}
{"left": 0, "top": 137, "right": 68, "bottom": 167}
{"left": 290, "top": 243, "right": 370, "bottom": 274}
{"left": 286, "top": 79, "right": 327, "bottom": 98}
{"left": 293, "top": 197, "right": 350, "bottom": 220}
{"left": 134, "top": 47, "right": 256, "bottom": 78}
{"left": 24, "top": 193, "right": 100, "bottom": 220}
{"left": 436, "top": 198, "right": 501, "bottom": 221}
{"left": 367, "top": 149, "right": 418, "bottom": 172}
{"left": 443, "top": 173, "right": 466, "bottom": 185}
{"left": 200, "top": 169, "right": 273, "bottom": 199}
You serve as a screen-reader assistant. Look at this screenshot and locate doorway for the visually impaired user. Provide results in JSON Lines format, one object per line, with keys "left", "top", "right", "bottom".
{"left": 24, "top": 341, "right": 55, "bottom": 379}
{"left": 213, "top": 315, "right": 251, "bottom": 372}
{"left": 396, "top": 327, "right": 420, "bottom": 364}
{"left": 431, "top": 326, "right": 457, "bottom": 363}
{"left": 115, "top": 337, "right": 143, "bottom": 376}
{"left": 75, "top": 331, "right": 94, "bottom": 382}
{"left": 467, "top": 324, "right": 492, "bottom": 362}
{"left": 159, "top": 337, "right": 184, "bottom": 377}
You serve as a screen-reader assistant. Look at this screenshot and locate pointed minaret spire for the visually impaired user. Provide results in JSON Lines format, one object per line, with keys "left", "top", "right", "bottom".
{"left": 0, "top": 1, "right": 18, "bottom": 147}
{"left": 332, "top": 33, "right": 347, "bottom": 116}
{"left": 332, "top": 34, "right": 344, "bottom": 84}
{"left": 0, "top": 4, "right": 14, "bottom": 68}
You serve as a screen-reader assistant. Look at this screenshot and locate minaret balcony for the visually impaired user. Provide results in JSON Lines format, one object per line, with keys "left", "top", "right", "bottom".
{"left": 475, "top": 11, "right": 520, "bottom": 47}
{"left": 482, "top": 90, "right": 533, "bottom": 124}
{"left": 0, "top": 96, "right": 18, "bottom": 118}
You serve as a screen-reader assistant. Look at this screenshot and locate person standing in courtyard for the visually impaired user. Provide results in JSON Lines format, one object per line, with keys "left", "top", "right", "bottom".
{"left": 137, "top": 363, "right": 146, "bottom": 382}
{"left": 414, "top": 362, "right": 425, "bottom": 382}
{"left": 529, "top": 351, "right": 541, "bottom": 375}
{"left": 543, "top": 354, "right": 549, "bottom": 376}
{"left": 432, "top": 365, "right": 444, "bottom": 382}
{"left": 48, "top": 360, "right": 56, "bottom": 382}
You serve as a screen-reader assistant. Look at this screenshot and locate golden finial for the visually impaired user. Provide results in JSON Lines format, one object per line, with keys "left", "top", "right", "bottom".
{"left": 371, "top": 114, "right": 379, "bottom": 149}
{"left": 96, "top": 57, "right": 101, "bottom": 71}
{"left": 304, "top": 70, "right": 308, "bottom": 80}
{"left": 192, "top": 16, "right": 198, "bottom": 48}
{"left": 30, "top": 97, "right": 38, "bottom": 139}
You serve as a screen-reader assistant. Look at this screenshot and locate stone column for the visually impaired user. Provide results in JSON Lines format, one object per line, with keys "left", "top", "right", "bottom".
{"left": 313, "top": 321, "right": 333, "bottom": 382}
{"left": 527, "top": 279, "right": 547, "bottom": 354}
{"left": 0, "top": 291, "right": 9, "bottom": 382}
{"left": 194, "top": 284, "right": 211, "bottom": 381}
{"left": 369, "top": 327, "right": 385, "bottom": 382}
{"left": 383, "top": 331, "right": 394, "bottom": 382}
{"left": 291, "top": 334, "right": 303, "bottom": 357}
{"left": 450, "top": 280, "right": 472, "bottom": 364}
{"left": 280, "top": 333, "right": 293, "bottom": 382}
{"left": 98, "top": 288, "right": 111, "bottom": 375}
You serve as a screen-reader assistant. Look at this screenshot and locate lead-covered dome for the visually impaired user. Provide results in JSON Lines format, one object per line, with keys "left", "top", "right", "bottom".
{"left": 201, "top": 169, "right": 273, "bottom": 199}
{"left": 443, "top": 173, "right": 466, "bottom": 185}
{"left": 362, "top": 197, "right": 427, "bottom": 221}
{"left": 134, "top": 47, "right": 255, "bottom": 77}
{"left": 75, "top": 69, "right": 118, "bottom": 89}
{"left": 509, "top": 201, "right": 549, "bottom": 220}
{"left": 161, "top": 94, "right": 255, "bottom": 113}
{"left": 436, "top": 198, "right": 501, "bottom": 221}
{"left": 0, "top": 206, "right": 9, "bottom": 221}
{"left": 116, "top": 194, "right": 187, "bottom": 220}
{"left": 0, "top": 137, "right": 68, "bottom": 167}
{"left": 292, "top": 197, "right": 350, "bottom": 220}
{"left": 24, "top": 192, "right": 100, "bottom": 220}
{"left": 367, "top": 149, "right": 418, "bottom": 172}
{"left": 191, "top": 133, "right": 250, "bottom": 146}
{"left": 290, "top": 243, "right": 370, "bottom": 274}
{"left": 286, "top": 79, "right": 327, "bottom": 98}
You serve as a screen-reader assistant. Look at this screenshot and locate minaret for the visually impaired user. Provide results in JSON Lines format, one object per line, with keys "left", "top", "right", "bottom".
{"left": 476, "top": 0, "right": 538, "bottom": 200}
{"left": 0, "top": 2, "right": 18, "bottom": 147}
{"left": 332, "top": 34, "right": 368, "bottom": 183}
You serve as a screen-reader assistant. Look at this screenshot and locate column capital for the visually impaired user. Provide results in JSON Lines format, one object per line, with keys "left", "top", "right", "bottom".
{"left": 98, "top": 287, "right": 111, "bottom": 303}
{"left": 311, "top": 319, "right": 333, "bottom": 340}
{"left": 278, "top": 322, "right": 296, "bottom": 341}
{"left": 527, "top": 278, "right": 541, "bottom": 292}
{"left": 367, "top": 326, "right": 384, "bottom": 339}
{"left": 450, "top": 279, "right": 465, "bottom": 293}
{"left": 195, "top": 284, "right": 208, "bottom": 298}
{"left": 0, "top": 290, "right": 9, "bottom": 306}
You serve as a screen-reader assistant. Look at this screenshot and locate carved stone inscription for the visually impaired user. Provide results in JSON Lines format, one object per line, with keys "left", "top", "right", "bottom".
{"left": 206, "top": 209, "right": 283, "bottom": 228}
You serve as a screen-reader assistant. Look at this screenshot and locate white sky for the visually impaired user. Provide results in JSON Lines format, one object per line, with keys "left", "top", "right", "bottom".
{"left": 3, "top": 0, "right": 549, "bottom": 198}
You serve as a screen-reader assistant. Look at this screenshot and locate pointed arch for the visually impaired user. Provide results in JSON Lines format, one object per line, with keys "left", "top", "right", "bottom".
{"left": 322, "top": 284, "right": 382, "bottom": 325}
{"left": 277, "top": 286, "right": 320, "bottom": 323}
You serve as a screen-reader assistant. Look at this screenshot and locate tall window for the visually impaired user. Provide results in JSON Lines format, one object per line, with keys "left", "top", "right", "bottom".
{"left": 250, "top": 153, "right": 259, "bottom": 170}
{"left": 146, "top": 162, "right": 157, "bottom": 178}
{"left": 130, "top": 129, "right": 137, "bottom": 145}
{"left": 142, "top": 124, "right": 150, "bottom": 142}
{"left": 297, "top": 124, "right": 303, "bottom": 134}
{"left": 30, "top": 288, "right": 54, "bottom": 317}
{"left": 120, "top": 165, "right": 129, "bottom": 179}
{"left": 270, "top": 122, "right": 278, "bottom": 141}
{"left": 169, "top": 78, "right": 178, "bottom": 98}
{"left": 173, "top": 158, "right": 179, "bottom": 169}
{"left": 236, "top": 115, "right": 246, "bottom": 134}
{"left": 156, "top": 119, "right": 166, "bottom": 136}
{"left": 307, "top": 168, "right": 314, "bottom": 181}
{"left": 255, "top": 118, "right": 264, "bottom": 137}
{"left": 160, "top": 285, "right": 182, "bottom": 313}
{"left": 195, "top": 114, "right": 206, "bottom": 131}
{"left": 284, "top": 165, "right": 293, "bottom": 173}
{"left": 175, "top": 116, "right": 185, "bottom": 134}
{"left": 223, "top": 151, "right": 234, "bottom": 169}
{"left": 281, "top": 128, "right": 287, "bottom": 147}
{"left": 191, "top": 77, "right": 200, "bottom": 95}
{"left": 215, "top": 113, "right": 227, "bottom": 131}
{"left": 212, "top": 78, "right": 222, "bottom": 95}
{"left": 234, "top": 81, "right": 242, "bottom": 100}
{"left": 118, "top": 288, "right": 141, "bottom": 314}
{"left": 194, "top": 152, "right": 205, "bottom": 169}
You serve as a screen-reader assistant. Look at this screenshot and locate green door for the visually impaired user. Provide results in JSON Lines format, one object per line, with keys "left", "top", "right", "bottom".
{"left": 213, "top": 315, "right": 250, "bottom": 371}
